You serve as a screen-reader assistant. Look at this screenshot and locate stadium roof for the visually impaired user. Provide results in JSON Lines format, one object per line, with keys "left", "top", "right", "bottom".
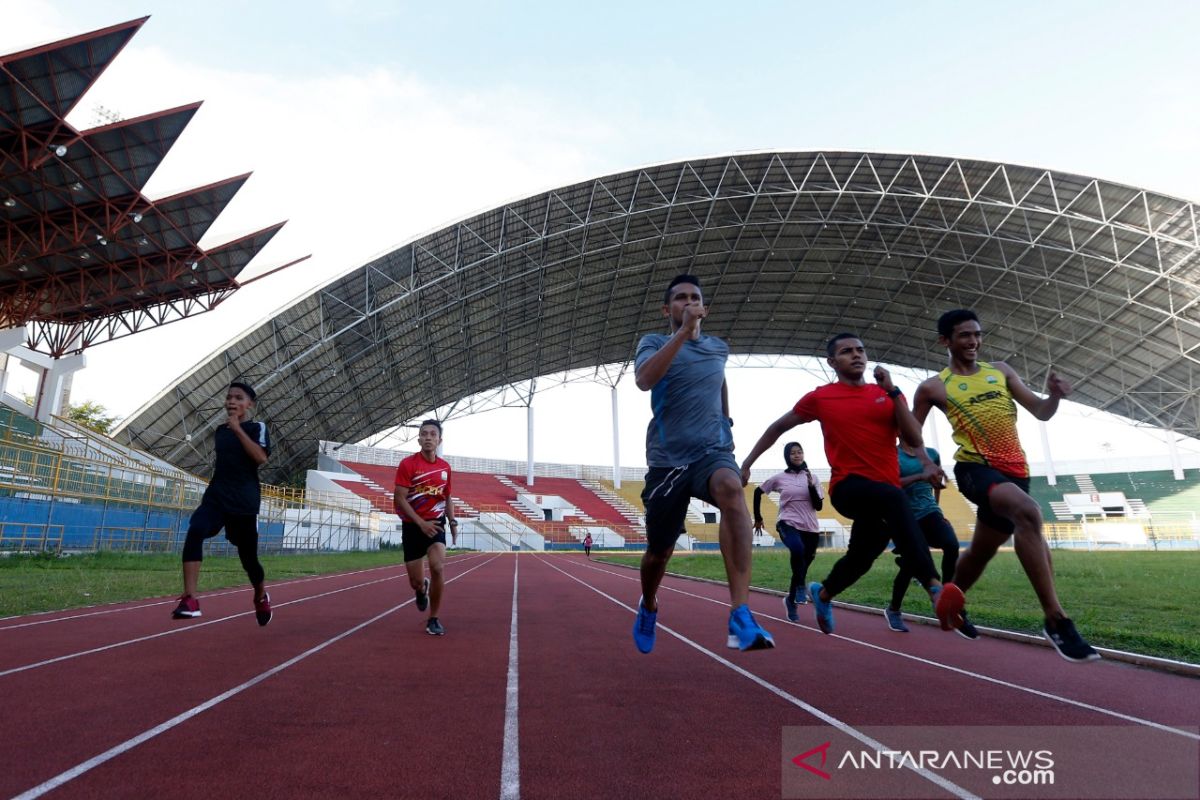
{"left": 0, "top": 18, "right": 300, "bottom": 356}
{"left": 116, "top": 151, "right": 1200, "bottom": 484}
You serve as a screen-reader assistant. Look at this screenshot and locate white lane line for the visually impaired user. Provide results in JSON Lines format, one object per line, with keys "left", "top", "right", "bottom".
{"left": 536, "top": 556, "right": 977, "bottom": 800}
{"left": 10, "top": 555, "right": 500, "bottom": 800}
{"left": 574, "top": 559, "right": 1200, "bottom": 742}
{"left": 499, "top": 553, "right": 520, "bottom": 800}
{"left": 0, "top": 553, "right": 486, "bottom": 630}
{"left": 1, "top": 554, "right": 489, "bottom": 678}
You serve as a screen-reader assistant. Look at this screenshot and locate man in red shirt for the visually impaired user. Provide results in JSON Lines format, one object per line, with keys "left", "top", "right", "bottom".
{"left": 741, "top": 334, "right": 956, "bottom": 635}
{"left": 394, "top": 419, "right": 458, "bottom": 636}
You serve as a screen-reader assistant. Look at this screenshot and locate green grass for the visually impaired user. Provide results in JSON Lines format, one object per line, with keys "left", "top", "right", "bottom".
{"left": 0, "top": 550, "right": 404, "bottom": 617}
{"left": 600, "top": 550, "right": 1200, "bottom": 664}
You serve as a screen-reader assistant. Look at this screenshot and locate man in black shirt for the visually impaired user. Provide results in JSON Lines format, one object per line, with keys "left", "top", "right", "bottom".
{"left": 172, "top": 382, "right": 273, "bottom": 626}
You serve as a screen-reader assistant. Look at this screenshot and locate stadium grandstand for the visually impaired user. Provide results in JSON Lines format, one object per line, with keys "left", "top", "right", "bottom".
{"left": 3, "top": 18, "right": 1200, "bottom": 556}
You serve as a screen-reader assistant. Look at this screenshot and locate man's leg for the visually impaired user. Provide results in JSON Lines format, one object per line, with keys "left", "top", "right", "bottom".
{"left": 405, "top": 557, "right": 425, "bottom": 594}
{"left": 709, "top": 467, "right": 753, "bottom": 607}
{"left": 986, "top": 484, "right": 1065, "bottom": 620}
{"left": 639, "top": 543, "right": 674, "bottom": 613}
{"left": 948, "top": 519, "right": 1009, "bottom": 592}
{"left": 426, "top": 543, "right": 447, "bottom": 618}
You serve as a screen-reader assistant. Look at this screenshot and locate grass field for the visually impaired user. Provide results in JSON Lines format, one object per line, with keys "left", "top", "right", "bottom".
{"left": 600, "top": 549, "right": 1200, "bottom": 664}
{"left": 0, "top": 550, "right": 403, "bottom": 618}
{"left": 4, "top": 548, "right": 1198, "bottom": 663}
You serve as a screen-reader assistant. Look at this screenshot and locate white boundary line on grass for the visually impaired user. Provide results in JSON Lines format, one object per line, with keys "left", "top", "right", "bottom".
{"left": 577, "top": 558, "right": 1200, "bottom": 742}
{"left": 10, "top": 555, "right": 500, "bottom": 800}
{"left": 535, "top": 555, "right": 980, "bottom": 800}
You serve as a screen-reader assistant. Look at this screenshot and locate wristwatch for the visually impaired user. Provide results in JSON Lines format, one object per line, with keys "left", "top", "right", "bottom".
{"left": 886, "top": 387, "right": 903, "bottom": 399}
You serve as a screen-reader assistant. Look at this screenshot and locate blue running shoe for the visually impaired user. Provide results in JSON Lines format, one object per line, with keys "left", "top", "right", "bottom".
{"left": 809, "top": 582, "right": 834, "bottom": 634}
{"left": 884, "top": 607, "right": 908, "bottom": 633}
{"left": 783, "top": 592, "right": 799, "bottom": 622}
{"left": 794, "top": 587, "right": 807, "bottom": 605}
{"left": 729, "top": 603, "right": 775, "bottom": 651}
{"left": 633, "top": 598, "right": 657, "bottom": 654}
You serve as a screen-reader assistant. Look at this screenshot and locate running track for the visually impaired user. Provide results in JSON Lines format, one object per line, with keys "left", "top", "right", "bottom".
{"left": 2, "top": 554, "right": 1197, "bottom": 799}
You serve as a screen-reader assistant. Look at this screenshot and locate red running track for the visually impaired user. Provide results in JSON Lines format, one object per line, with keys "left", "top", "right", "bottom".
{"left": 1, "top": 553, "right": 1197, "bottom": 799}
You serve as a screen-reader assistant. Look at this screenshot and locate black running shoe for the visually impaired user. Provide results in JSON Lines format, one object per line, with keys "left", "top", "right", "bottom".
{"left": 415, "top": 577, "right": 429, "bottom": 612}
{"left": 955, "top": 610, "right": 979, "bottom": 640}
{"left": 426, "top": 617, "right": 445, "bottom": 636}
{"left": 1044, "top": 618, "right": 1101, "bottom": 663}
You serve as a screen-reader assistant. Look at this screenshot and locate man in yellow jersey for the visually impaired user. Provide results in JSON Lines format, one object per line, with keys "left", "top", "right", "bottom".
{"left": 913, "top": 309, "right": 1100, "bottom": 663}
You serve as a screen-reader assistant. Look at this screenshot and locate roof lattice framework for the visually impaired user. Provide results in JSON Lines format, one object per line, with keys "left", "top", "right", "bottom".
{"left": 116, "top": 152, "right": 1200, "bottom": 484}
{"left": 1, "top": 18, "right": 298, "bottom": 356}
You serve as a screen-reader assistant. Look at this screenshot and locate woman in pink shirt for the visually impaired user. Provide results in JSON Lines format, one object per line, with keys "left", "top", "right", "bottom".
{"left": 753, "top": 442, "right": 824, "bottom": 622}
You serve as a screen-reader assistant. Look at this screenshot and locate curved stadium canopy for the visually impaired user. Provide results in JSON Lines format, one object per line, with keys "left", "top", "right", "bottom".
{"left": 116, "top": 151, "right": 1200, "bottom": 484}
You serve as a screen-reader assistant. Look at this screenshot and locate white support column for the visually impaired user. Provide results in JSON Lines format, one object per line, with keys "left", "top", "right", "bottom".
{"left": 1168, "top": 432, "right": 1185, "bottom": 480}
{"left": 611, "top": 385, "right": 621, "bottom": 489}
{"left": 923, "top": 412, "right": 940, "bottom": 453}
{"left": 0, "top": 326, "right": 28, "bottom": 404}
{"left": 1038, "top": 419, "right": 1057, "bottom": 486}
{"left": 526, "top": 402, "right": 534, "bottom": 486}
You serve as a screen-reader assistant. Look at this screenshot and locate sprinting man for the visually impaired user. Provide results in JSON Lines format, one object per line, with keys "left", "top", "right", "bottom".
{"left": 632, "top": 274, "right": 774, "bottom": 654}
{"left": 394, "top": 419, "right": 458, "bottom": 636}
{"left": 740, "top": 334, "right": 950, "bottom": 635}
{"left": 885, "top": 442, "right": 978, "bottom": 639}
{"left": 914, "top": 309, "right": 1099, "bottom": 662}
{"left": 752, "top": 442, "right": 824, "bottom": 623}
{"left": 172, "top": 381, "right": 272, "bottom": 626}
{"left": 583, "top": 532, "right": 593, "bottom": 558}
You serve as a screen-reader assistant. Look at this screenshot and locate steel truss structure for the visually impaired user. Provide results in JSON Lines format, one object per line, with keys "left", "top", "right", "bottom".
{"left": 117, "top": 151, "right": 1200, "bottom": 484}
{"left": 1, "top": 18, "right": 298, "bottom": 356}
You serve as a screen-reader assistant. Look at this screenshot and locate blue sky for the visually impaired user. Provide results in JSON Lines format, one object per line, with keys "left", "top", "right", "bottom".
{"left": 3, "top": 1, "right": 1199, "bottom": 470}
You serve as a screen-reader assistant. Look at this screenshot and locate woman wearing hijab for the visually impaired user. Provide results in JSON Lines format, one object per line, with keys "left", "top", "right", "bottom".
{"left": 752, "top": 442, "right": 824, "bottom": 622}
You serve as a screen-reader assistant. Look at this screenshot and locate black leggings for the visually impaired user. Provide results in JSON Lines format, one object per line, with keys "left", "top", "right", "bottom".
{"left": 777, "top": 521, "right": 819, "bottom": 599}
{"left": 822, "top": 475, "right": 939, "bottom": 598}
{"left": 891, "top": 513, "right": 959, "bottom": 610}
{"left": 182, "top": 504, "right": 265, "bottom": 586}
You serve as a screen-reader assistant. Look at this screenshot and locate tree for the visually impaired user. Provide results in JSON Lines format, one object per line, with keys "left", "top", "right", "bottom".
{"left": 65, "top": 400, "right": 120, "bottom": 435}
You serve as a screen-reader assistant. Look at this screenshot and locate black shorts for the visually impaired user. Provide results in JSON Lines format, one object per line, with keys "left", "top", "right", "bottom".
{"left": 401, "top": 519, "right": 447, "bottom": 563}
{"left": 641, "top": 451, "right": 739, "bottom": 554}
{"left": 954, "top": 462, "right": 1031, "bottom": 535}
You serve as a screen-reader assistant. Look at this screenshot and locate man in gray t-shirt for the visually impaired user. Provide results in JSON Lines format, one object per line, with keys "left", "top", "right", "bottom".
{"left": 629, "top": 274, "right": 774, "bottom": 655}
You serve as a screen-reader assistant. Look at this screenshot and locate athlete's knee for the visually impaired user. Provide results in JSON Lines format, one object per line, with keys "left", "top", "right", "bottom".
{"left": 429, "top": 560, "right": 445, "bottom": 578}
{"left": 711, "top": 478, "right": 746, "bottom": 512}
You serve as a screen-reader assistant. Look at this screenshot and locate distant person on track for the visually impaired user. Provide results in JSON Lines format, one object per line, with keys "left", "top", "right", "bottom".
{"left": 885, "top": 442, "right": 978, "bottom": 638}
{"left": 394, "top": 419, "right": 458, "bottom": 637}
{"left": 172, "top": 381, "right": 272, "bottom": 626}
{"left": 740, "top": 334, "right": 950, "bottom": 636}
{"left": 751, "top": 442, "right": 824, "bottom": 623}
{"left": 913, "top": 309, "right": 1099, "bottom": 662}
{"left": 583, "top": 532, "right": 593, "bottom": 558}
{"left": 632, "top": 274, "right": 774, "bottom": 654}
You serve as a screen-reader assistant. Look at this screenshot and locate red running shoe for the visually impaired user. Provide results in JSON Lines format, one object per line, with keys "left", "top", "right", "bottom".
{"left": 934, "top": 583, "right": 965, "bottom": 631}
{"left": 254, "top": 592, "right": 272, "bottom": 627}
{"left": 172, "top": 594, "right": 201, "bottom": 619}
